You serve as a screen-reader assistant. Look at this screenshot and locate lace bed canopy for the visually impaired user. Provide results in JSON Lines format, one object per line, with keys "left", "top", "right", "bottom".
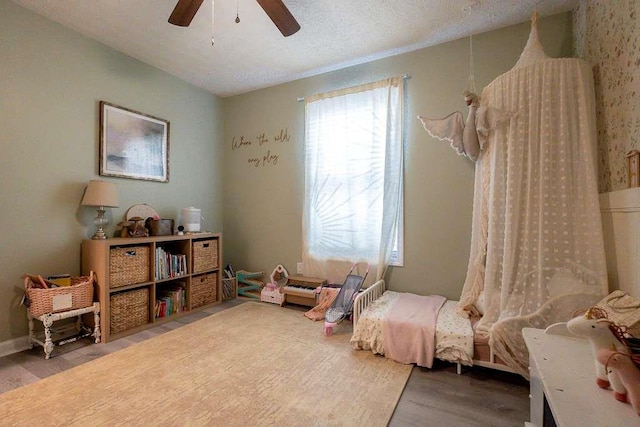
{"left": 423, "top": 15, "right": 608, "bottom": 377}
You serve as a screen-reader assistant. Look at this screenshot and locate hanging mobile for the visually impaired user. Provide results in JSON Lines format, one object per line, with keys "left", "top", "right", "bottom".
{"left": 417, "top": 0, "right": 482, "bottom": 161}
{"left": 459, "top": 1, "right": 481, "bottom": 161}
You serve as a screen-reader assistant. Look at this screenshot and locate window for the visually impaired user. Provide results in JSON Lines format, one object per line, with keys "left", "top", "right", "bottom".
{"left": 303, "top": 77, "right": 404, "bottom": 277}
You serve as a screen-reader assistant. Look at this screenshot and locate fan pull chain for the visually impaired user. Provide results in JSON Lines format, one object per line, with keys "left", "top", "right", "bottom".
{"left": 211, "top": 0, "right": 215, "bottom": 46}
{"left": 235, "top": 0, "right": 240, "bottom": 23}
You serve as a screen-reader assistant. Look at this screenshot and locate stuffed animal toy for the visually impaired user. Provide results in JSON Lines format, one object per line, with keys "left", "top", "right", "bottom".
{"left": 567, "top": 307, "right": 629, "bottom": 398}
{"left": 597, "top": 348, "right": 640, "bottom": 417}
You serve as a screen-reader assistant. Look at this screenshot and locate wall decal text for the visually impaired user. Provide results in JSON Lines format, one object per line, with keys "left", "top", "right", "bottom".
{"left": 231, "top": 128, "right": 291, "bottom": 168}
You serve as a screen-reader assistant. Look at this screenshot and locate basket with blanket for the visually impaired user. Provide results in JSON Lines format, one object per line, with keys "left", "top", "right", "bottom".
{"left": 22, "top": 272, "right": 95, "bottom": 318}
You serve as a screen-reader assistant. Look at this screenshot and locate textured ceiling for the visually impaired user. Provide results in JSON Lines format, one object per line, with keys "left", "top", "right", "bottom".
{"left": 11, "top": 0, "right": 580, "bottom": 97}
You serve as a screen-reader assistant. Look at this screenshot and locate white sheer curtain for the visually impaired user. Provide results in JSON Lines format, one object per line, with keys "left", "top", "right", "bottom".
{"left": 302, "top": 76, "right": 404, "bottom": 285}
{"left": 458, "top": 21, "right": 608, "bottom": 378}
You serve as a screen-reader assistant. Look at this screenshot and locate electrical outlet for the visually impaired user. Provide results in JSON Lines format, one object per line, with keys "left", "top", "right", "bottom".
{"left": 296, "top": 262, "right": 303, "bottom": 274}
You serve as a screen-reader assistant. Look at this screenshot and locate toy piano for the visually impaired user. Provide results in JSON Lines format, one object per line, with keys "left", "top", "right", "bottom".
{"left": 282, "top": 275, "right": 328, "bottom": 307}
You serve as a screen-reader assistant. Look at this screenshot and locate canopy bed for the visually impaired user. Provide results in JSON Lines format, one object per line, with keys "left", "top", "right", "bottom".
{"left": 353, "top": 14, "right": 608, "bottom": 378}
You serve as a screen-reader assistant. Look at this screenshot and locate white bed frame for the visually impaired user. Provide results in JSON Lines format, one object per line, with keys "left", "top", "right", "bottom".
{"left": 353, "top": 280, "right": 516, "bottom": 375}
{"left": 352, "top": 279, "right": 386, "bottom": 328}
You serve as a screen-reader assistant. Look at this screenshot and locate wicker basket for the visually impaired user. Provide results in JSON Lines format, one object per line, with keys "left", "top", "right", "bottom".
{"left": 110, "top": 287, "right": 149, "bottom": 334}
{"left": 222, "top": 277, "right": 236, "bottom": 301}
{"left": 24, "top": 273, "right": 94, "bottom": 318}
{"left": 192, "top": 273, "right": 217, "bottom": 308}
{"left": 193, "top": 240, "right": 218, "bottom": 273}
{"left": 109, "top": 246, "right": 150, "bottom": 288}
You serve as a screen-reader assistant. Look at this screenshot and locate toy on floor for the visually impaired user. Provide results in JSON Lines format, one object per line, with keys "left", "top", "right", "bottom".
{"left": 597, "top": 348, "right": 640, "bottom": 417}
{"left": 304, "top": 287, "right": 340, "bottom": 321}
{"left": 567, "top": 307, "right": 629, "bottom": 397}
{"left": 266, "top": 264, "right": 289, "bottom": 292}
{"left": 324, "top": 263, "right": 369, "bottom": 336}
{"left": 259, "top": 265, "right": 288, "bottom": 305}
{"left": 236, "top": 270, "right": 264, "bottom": 299}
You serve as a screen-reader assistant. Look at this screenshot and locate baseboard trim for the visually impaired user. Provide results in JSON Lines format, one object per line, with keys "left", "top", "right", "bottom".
{"left": 0, "top": 335, "right": 31, "bottom": 358}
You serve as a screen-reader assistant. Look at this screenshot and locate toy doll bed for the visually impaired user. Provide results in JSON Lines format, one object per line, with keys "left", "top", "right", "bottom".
{"left": 350, "top": 280, "right": 515, "bottom": 374}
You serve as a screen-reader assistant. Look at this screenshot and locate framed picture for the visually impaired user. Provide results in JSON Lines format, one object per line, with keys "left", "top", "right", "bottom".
{"left": 100, "top": 101, "right": 169, "bottom": 182}
{"left": 627, "top": 150, "right": 640, "bottom": 188}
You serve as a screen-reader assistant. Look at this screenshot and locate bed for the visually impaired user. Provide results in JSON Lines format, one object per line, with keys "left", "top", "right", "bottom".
{"left": 351, "top": 280, "right": 515, "bottom": 374}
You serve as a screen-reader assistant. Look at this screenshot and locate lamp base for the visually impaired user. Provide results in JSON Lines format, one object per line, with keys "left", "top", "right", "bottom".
{"left": 92, "top": 227, "right": 108, "bottom": 240}
{"left": 92, "top": 207, "right": 109, "bottom": 240}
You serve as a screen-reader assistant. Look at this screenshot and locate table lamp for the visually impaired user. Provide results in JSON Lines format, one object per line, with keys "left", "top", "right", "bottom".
{"left": 81, "top": 180, "right": 119, "bottom": 239}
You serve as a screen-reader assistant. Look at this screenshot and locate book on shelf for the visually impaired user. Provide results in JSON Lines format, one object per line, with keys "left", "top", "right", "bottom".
{"left": 155, "top": 282, "right": 186, "bottom": 318}
{"left": 154, "top": 247, "right": 187, "bottom": 280}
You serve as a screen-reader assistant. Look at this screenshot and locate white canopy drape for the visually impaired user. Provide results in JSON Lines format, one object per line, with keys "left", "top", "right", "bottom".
{"left": 457, "top": 20, "right": 608, "bottom": 377}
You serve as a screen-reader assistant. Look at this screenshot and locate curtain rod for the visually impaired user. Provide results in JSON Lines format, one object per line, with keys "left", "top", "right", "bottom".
{"left": 296, "top": 74, "right": 411, "bottom": 102}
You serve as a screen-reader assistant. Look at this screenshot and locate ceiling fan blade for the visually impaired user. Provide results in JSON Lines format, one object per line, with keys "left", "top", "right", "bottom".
{"left": 168, "top": 0, "right": 205, "bottom": 27}
{"left": 256, "top": 0, "right": 301, "bottom": 37}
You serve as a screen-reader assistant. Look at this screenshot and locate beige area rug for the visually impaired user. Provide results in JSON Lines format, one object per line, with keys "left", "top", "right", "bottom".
{"left": 0, "top": 303, "right": 411, "bottom": 426}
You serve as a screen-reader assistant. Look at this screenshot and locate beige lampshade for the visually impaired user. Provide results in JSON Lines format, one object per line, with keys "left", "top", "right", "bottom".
{"left": 81, "top": 180, "right": 119, "bottom": 208}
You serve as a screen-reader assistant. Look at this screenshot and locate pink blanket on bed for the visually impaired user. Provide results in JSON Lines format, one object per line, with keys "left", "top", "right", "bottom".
{"left": 381, "top": 293, "right": 447, "bottom": 368}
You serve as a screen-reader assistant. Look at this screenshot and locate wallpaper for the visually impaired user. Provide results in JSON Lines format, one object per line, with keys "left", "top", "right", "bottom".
{"left": 573, "top": 0, "right": 640, "bottom": 193}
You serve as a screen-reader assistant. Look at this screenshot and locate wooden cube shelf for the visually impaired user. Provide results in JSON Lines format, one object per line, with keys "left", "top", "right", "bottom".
{"left": 82, "top": 233, "right": 222, "bottom": 342}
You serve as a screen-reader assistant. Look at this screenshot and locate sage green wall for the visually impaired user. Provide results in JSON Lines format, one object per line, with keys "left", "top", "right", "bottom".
{"left": 0, "top": 1, "right": 573, "bottom": 345}
{"left": 0, "top": 1, "right": 223, "bottom": 343}
{"left": 223, "top": 13, "right": 573, "bottom": 299}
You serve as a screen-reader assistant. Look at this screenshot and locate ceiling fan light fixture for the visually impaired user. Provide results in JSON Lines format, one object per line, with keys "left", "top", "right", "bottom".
{"left": 168, "top": 0, "right": 300, "bottom": 37}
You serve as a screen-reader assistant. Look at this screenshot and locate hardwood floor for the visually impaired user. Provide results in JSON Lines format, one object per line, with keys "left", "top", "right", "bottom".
{"left": 0, "top": 300, "right": 529, "bottom": 426}
{"left": 390, "top": 361, "right": 529, "bottom": 426}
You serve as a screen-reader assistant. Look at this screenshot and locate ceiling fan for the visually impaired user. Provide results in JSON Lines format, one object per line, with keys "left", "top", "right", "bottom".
{"left": 168, "top": 0, "right": 301, "bottom": 37}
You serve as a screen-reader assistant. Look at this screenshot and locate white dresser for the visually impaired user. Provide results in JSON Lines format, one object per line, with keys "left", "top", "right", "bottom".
{"left": 523, "top": 327, "right": 637, "bottom": 426}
